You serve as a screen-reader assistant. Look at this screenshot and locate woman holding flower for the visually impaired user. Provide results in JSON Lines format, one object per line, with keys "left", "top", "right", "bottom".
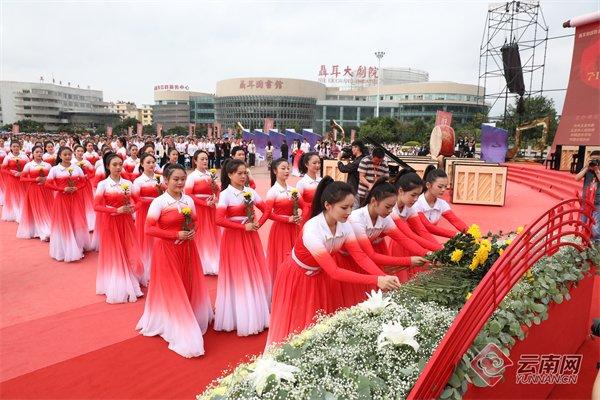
{"left": 83, "top": 141, "right": 100, "bottom": 165}
{"left": 94, "top": 152, "right": 144, "bottom": 303}
{"left": 16, "top": 145, "right": 54, "bottom": 241}
{"left": 231, "top": 146, "right": 256, "bottom": 189}
{"left": 137, "top": 163, "right": 213, "bottom": 358}
{"left": 45, "top": 146, "right": 91, "bottom": 262}
{"left": 115, "top": 137, "right": 127, "bottom": 160}
{"left": 132, "top": 153, "right": 163, "bottom": 284}
{"left": 263, "top": 158, "right": 303, "bottom": 281}
{"left": 184, "top": 150, "right": 221, "bottom": 275}
{"left": 413, "top": 166, "right": 468, "bottom": 238}
{"left": 42, "top": 141, "right": 57, "bottom": 165}
{"left": 1, "top": 141, "right": 28, "bottom": 222}
{"left": 122, "top": 144, "right": 141, "bottom": 182}
{"left": 267, "top": 177, "right": 402, "bottom": 345}
{"left": 215, "top": 159, "right": 271, "bottom": 336}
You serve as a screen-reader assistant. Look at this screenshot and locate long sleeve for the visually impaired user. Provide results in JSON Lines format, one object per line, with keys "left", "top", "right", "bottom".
{"left": 44, "top": 174, "right": 62, "bottom": 192}
{"left": 145, "top": 216, "right": 179, "bottom": 240}
{"left": 215, "top": 206, "right": 246, "bottom": 230}
{"left": 93, "top": 184, "right": 118, "bottom": 214}
{"left": 337, "top": 159, "right": 358, "bottom": 173}
{"left": 311, "top": 245, "right": 380, "bottom": 285}
{"left": 397, "top": 216, "right": 441, "bottom": 252}
{"left": 418, "top": 212, "right": 456, "bottom": 238}
{"left": 384, "top": 223, "right": 430, "bottom": 257}
{"left": 342, "top": 236, "right": 388, "bottom": 276}
{"left": 442, "top": 210, "right": 468, "bottom": 232}
{"left": 256, "top": 199, "right": 270, "bottom": 226}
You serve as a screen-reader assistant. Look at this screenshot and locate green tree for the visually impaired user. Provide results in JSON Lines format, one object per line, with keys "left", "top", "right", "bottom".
{"left": 112, "top": 117, "right": 139, "bottom": 135}
{"left": 455, "top": 113, "right": 488, "bottom": 141}
{"left": 142, "top": 124, "right": 155, "bottom": 135}
{"left": 2, "top": 119, "right": 45, "bottom": 133}
{"left": 498, "top": 95, "right": 558, "bottom": 146}
{"left": 167, "top": 126, "right": 188, "bottom": 136}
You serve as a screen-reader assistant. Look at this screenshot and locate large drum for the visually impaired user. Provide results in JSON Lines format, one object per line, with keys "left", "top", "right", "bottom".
{"left": 430, "top": 125, "right": 456, "bottom": 158}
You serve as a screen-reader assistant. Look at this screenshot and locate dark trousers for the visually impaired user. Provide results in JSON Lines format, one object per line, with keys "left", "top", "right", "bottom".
{"left": 249, "top": 153, "right": 256, "bottom": 167}
{"left": 208, "top": 152, "right": 215, "bottom": 168}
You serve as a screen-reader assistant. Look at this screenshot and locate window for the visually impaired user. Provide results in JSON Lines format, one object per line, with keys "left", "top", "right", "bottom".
{"left": 326, "top": 106, "right": 340, "bottom": 120}
{"left": 343, "top": 106, "right": 357, "bottom": 120}
{"left": 360, "top": 107, "right": 374, "bottom": 120}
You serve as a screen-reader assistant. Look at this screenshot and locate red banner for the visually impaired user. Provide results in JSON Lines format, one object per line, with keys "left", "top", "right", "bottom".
{"left": 157, "top": 123, "right": 163, "bottom": 138}
{"left": 435, "top": 110, "right": 453, "bottom": 127}
{"left": 214, "top": 123, "right": 222, "bottom": 138}
{"left": 263, "top": 118, "right": 274, "bottom": 134}
{"left": 127, "top": 126, "right": 133, "bottom": 136}
{"left": 188, "top": 123, "right": 196, "bottom": 136}
{"left": 136, "top": 123, "right": 142, "bottom": 136}
{"left": 12, "top": 124, "right": 19, "bottom": 134}
{"left": 207, "top": 124, "right": 213, "bottom": 139}
{"left": 106, "top": 126, "right": 112, "bottom": 137}
{"left": 552, "top": 19, "right": 600, "bottom": 146}
{"left": 350, "top": 129, "right": 356, "bottom": 143}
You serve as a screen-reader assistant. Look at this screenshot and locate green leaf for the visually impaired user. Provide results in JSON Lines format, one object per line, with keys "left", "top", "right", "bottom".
{"left": 553, "top": 294, "right": 564, "bottom": 304}
{"left": 440, "top": 387, "right": 453, "bottom": 399}
{"left": 489, "top": 320, "right": 502, "bottom": 334}
{"left": 448, "top": 372, "right": 462, "bottom": 388}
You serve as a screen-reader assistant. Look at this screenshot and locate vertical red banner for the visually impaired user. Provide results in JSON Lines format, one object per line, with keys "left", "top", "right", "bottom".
{"left": 207, "top": 124, "right": 213, "bottom": 139}
{"left": 127, "top": 126, "right": 133, "bottom": 135}
{"left": 350, "top": 129, "right": 356, "bottom": 143}
{"left": 188, "top": 123, "right": 195, "bottom": 136}
{"left": 106, "top": 126, "right": 113, "bottom": 137}
{"left": 157, "top": 123, "right": 163, "bottom": 138}
{"left": 12, "top": 124, "right": 19, "bottom": 134}
{"left": 263, "top": 118, "right": 274, "bottom": 134}
{"left": 136, "top": 123, "right": 142, "bottom": 135}
{"left": 214, "top": 123, "right": 222, "bottom": 138}
{"left": 435, "top": 110, "right": 453, "bottom": 126}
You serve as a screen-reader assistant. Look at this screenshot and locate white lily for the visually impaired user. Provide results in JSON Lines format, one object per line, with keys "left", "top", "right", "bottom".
{"left": 377, "top": 320, "right": 420, "bottom": 352}
{"left": 359, "top": 289, "right": 392, "bottom": 314}
{"left": 248, "top": 357, "right": 300, "bottom": 395}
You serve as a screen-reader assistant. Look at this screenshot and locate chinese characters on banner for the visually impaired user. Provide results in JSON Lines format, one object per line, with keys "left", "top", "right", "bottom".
{"left": 239, "top": 80, "right": 284, "bottom": 90}
{"left": 317, "top": 64, "right": 379, "bottom": 86}
{"left": 214, "top": 122, "right": 222, "bottom": 138}
{"left": 263, "top": 118, "right": 275, "bottom": 134}
{"left": 154, "top": 84, "right": 190, "bottom": 90}
{"left": 188, "top": 123, "right": 196, "bottom": 137}
{"left": 435, "top": 110, "right": 453, "bottom": 127}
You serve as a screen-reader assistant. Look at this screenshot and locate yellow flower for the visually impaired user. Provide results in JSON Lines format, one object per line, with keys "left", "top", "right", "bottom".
{"left": 466, "top": 292, "right": 472, "bottom": 300}
{"left": 181, "top": 207, "right": 192, "bottom": 216}
{"left": 67, "top": 167, "right": 74, "bottom": 174}
{"left": 505, "top": 239, "right": 512, "bottom": 246}
{"left": 121, "top": 183, "right": 130, "bottom": 191}
{"left": 211, "top": 386, "right": 227, "bottom": 396}
{"left": 475, "top": 245, "right": 490, "bottom": 264}
{"left": 480, "top": 239, "right": 492, "bottom": 250}
{"left": 467, "top": 224, "right": 482, "bottom": 240}
{"left": 290, "top": 188, "right": 298, "bottom": 196}
{"left": 498, "top": 248, "right": 505, "bottom": 256}
{"left": 209, "top": 168, "right": 217, "bottom": 175}
{"left": 516, "top": 226, "right": 524, "bottom": 234}
{"left": 450, "top": 249, "right": 464, "bottom": 262}
{"left": 525, "top": 271, "right": 534, "bottom": 283}
{"left": 468, "top": 257, "right": 479, "bottom": 271}
{"left": 243, "top": 191, "right": 252, "bottom": 200}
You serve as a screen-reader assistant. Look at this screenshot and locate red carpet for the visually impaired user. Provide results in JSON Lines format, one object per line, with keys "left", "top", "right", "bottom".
{"left": 0, "top": 168, "right": 597, "bottom": 399}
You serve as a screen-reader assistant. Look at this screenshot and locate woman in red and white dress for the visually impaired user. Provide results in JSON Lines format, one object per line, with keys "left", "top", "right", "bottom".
{"left": 83, "top": 141, "right": 100, "bottom": 166}
{"left": 115, "top": 137, "right": 127, "bottom": 160}
{"left": 296, "top": 152, "right": 322, "bottom": 224}
{"left": 45, "top": 147, "right": 91, "bottom": 262}
{"left": 90, "top": 146, "right": 114, "bottom": 251}
{"left": 136, "top": 163, "right": 213, "bottom": 358}
{"left": 344, "top": 179, "right": 428, "bottom": 305}
{"left": 72, "top": 144, "right": 96, "bottom": 231}
{"left": 267, "top": 177, "right": 402, "bottom": 346}
{"left": 17, "top": 145, "right": 54, "bottom": 241}
{"left": 413, "top": 166, "right": 468, "bottom": 238}
{"left": 94, "top": 152, "right": 144, "bottom": 303}
{"left": 42, "top": 141, "right": 57, "bottom": 166}
{"left": 263, "top": 158, "right": 303, "bottom": 281}
{"left": 0, "top": 137, "right": 7, "bottom": 206}
{"left": 390, "top": 171, "right": 443, "bottom": 280}
{"left": 132, "top": 153, "right": 163, "bottom": 285}
{"left": 184, "top": 150, "right": 220, "bottom": 275}
{"left": 231, "top": 146, "right": 256, "bottom": 189}
{"left": 1, "top": 141, "right": 28, "bottom": 222}
{"left": 214, "top": 159, "right": 271, "bottom": 336}
{"left": 122, "top": 144, "right": 141, "bottom": 182}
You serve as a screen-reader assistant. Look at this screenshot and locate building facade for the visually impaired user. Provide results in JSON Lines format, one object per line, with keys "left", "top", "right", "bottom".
{"left": 152, "top": 88, "right": 213, "bottom": 130}
{"left": 137, "top": 104, "right": 153, "bottom": 126}
{"left": 0, "top": 80, "right": 116, "bottom": 131}
{"left": 110, "top": 102, "right": 138, "bottom": 120}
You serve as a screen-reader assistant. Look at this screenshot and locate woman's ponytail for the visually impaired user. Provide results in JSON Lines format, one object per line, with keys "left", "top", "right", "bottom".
{"left": 311, "top": 176, "right": 355, "bottom": 218}
{"left": 361, "top": 177, "right": 395, "bottom": 207}
{"left": 423, "top": 165, "right": 447, "bottom": 192}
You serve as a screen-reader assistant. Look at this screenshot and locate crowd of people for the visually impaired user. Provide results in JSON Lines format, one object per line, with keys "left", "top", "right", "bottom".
{"left": 0, "top": 132, "right": 470, "bottom": 358}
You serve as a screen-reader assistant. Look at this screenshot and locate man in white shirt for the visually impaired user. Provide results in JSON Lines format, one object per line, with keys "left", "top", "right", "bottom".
{"left": 300, "top": 138, "right": 311, "bottom": 153}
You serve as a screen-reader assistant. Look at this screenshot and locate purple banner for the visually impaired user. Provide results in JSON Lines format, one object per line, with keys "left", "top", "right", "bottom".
{"left": 480, "top": 124, "right": 508, "bottom": 163}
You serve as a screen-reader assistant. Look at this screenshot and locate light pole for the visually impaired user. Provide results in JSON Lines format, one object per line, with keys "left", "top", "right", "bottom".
{"left": 374, "top": 51, "right": 385, "bottom": 117}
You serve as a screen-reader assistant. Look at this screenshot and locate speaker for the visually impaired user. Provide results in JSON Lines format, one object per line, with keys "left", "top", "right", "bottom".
{"left": 501, "top": 42, "right": 525, "bottom": 96}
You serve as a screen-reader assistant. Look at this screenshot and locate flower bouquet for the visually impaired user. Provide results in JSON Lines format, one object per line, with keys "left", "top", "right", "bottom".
{"left": 209, "top": 168, "right": 218, "bottom": 195}
{"left": 243, "top": 191, "right": 254, "bottom": 223}
{"left": 121, "top": 183, "right": 131, "bottom": 207}
{"left": 154, "top": 174, "right": 164, "bottom": 195}
{"left": 181, "top": 206, "right": 194, "bottom": 232}
{"left": 290, "top": 188, "right": 299, "bottom": 219}
{"left": 67, "top": 167, "right": 75, "bottom": 188}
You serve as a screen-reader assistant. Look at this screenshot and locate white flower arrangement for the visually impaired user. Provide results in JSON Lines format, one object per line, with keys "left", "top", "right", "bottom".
{"left": 376, "top": 321, "right": 420, "bottom": 352}
{"left": 248, "top": 357, "right": 300, "bottom": 395}
{"left": 358, "top": 289, "right": 393, "bottom": 315}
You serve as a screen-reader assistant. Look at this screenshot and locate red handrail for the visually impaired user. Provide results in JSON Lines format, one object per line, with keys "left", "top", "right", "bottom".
{"left": 407, "top": 193, "right": 596, "bottom": 399}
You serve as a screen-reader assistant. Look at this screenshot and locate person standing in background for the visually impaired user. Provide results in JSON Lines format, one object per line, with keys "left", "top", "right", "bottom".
{"left": 337, "top": 140, "right": 367, "bottom": 208}
{"left": 280, "top": 140, "right": 289, "bottom": 161}
{"left": 357, "top": 147, "right": 389, "bottom": 207}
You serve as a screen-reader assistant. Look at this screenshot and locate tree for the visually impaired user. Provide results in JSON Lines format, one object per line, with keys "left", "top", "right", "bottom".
{"left": 2, "top": 119, "right": 45, "bottom": 133}
{"left": 167, "top": 126, "right": 188, "bottom": 136}
{"left": 113, "top": 117, "right": 139, "bottom": 135}
{"left": 455, "top": 113, "right": 488, "bottom": 141}
{"left": 142, "top": 124, "right": 155, "bottom": 135}
{"left": 498, "top": 95, "right": 558, "bottom": 146}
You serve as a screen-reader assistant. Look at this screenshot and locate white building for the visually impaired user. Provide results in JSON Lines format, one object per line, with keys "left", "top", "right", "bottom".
{"left": 0, "top": 80, "right": 116, "bottom": 131}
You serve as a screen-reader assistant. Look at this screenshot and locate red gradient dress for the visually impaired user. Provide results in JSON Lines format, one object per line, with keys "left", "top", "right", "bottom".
{"left": 45, "top": 165, "right": 91, "bottom": 262}
{"left": 94, "top": 177, "right": 144, "bottom": 303}
{"left": 132, "top": 173, "right": 162, "bottom": 285}
{"left": 42, "top": 152, "right": 56, "bottom": 166}
{"left": 136, "top": 193, "right": 214, "bottom": 358}
{"left": 72, "top": 159, "right": 96, "bottom": 231}
{"left": 84, "top": 150, "right": 100, "bottom": 166}
{"left": 16, "top": 161, "right": 54, "bottom": 241}
{"left": 413, "top": 193, "right": 468, "bottom": 238}
{"left": 263, "top": 182, "right": 303, "bottom": 281}
{"left": 1, "top": 152, "right": 28, "bottom": 222}
{"left": 90, "top": 162, "right": 106, "bottom": 251}
{"left": 0, "top": 149, "right": 6, "bottom": 206}
{"left": 296, "top": 174, "right": 321, "bottom": 223}
{"left": 122, "top": 156, "right": 141, "bottom": 182}
{"left": 184, "top": 169, "right": 221, "bottom": 275}
{"left": 214, "top": 185, "right": 271, "bottom": 336}
{"left": 267, "top": 213, "right": 386, "bottom": 345}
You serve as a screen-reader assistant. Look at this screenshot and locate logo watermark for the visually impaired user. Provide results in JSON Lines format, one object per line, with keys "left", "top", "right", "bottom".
{"left": 470, "top": 344, "right": 583, "bottom": 387}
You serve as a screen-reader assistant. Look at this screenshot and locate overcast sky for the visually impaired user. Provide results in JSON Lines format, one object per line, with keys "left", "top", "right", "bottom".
{"left": 1, "top": 0, "right": 597, "bottom": 116}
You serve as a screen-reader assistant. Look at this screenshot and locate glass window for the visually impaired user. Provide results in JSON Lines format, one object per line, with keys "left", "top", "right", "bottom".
{"left": 360, "top": 107, "right": 374, "bottom": 120}
{"left": 343, "top": 106, "right": 357, "bottom": 120}
{"left": 326, "top": 106, "right": 340, "bottom": 120}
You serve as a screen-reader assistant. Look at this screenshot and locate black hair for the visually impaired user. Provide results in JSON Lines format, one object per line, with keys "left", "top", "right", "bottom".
{"left": 43, "top": 141, "right": 54, "bottom": 151}
{"left": 220, "top": 158, "right": 246, "bottom": 190}
{"left": 163, "top": 163, "right": 186, "bottom": 180}
{"left": 591, "top": 150, "right": 600, "bottom": 157}
{"left": 55, "top": 146, "right": 72, "bottom": 165}
{"left": 138, "top": 153, "right": 157, "bottom": 174}
{"left": 372, "top": 147, "right": 385, "bottom": 159}
{"left": 351, "top": 140, "right": 367, "bottom": 155}
{"left": 73, "top": 144, "right": 85, "bottom": 153}
{"left": 117, "top": 136, "right": 127, "bottom": 148}
{"left": 362, "top": 177, "right": 396, "bottom": 207}
{"left": 299, "top": 151, "right": 320, "bottom": 175}
{"left": 139, "top": 144, "right": 154, "bottom": 156}
{"left": 103, "top": 152, "right": 121, "bottom": 177}
{"left": 423, "top": 165, "right": 448, "bottom": 192}
{"left": 393, "top": 169, "right": 424, "bottom": 193}
{"left": 83, "top": 141, "right": 95, "bottom": 151}
{"left": 192, "top": 149, "right": 209, "bottom": 169}
{"left": 270, "top": 158, "right": 289, "bottom": 186}
{"left": 311, "top": 176, "right": 355, "bottom": 218}
{"left": 168, "top": 148, "right": 179, "bottom": 157}
{"left": 31, "top": 145, "right": 44, "bottom": 157}
{"left": 100, "top": 145, "right": 112, "bottom": 155}
{"left": 231, "top": 146, "right": 245, "bottom": 158}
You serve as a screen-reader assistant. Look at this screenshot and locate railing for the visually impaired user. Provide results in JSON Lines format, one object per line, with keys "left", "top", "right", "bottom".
{"left": 407, "top": 192, "right": 596, "bottom": 399}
